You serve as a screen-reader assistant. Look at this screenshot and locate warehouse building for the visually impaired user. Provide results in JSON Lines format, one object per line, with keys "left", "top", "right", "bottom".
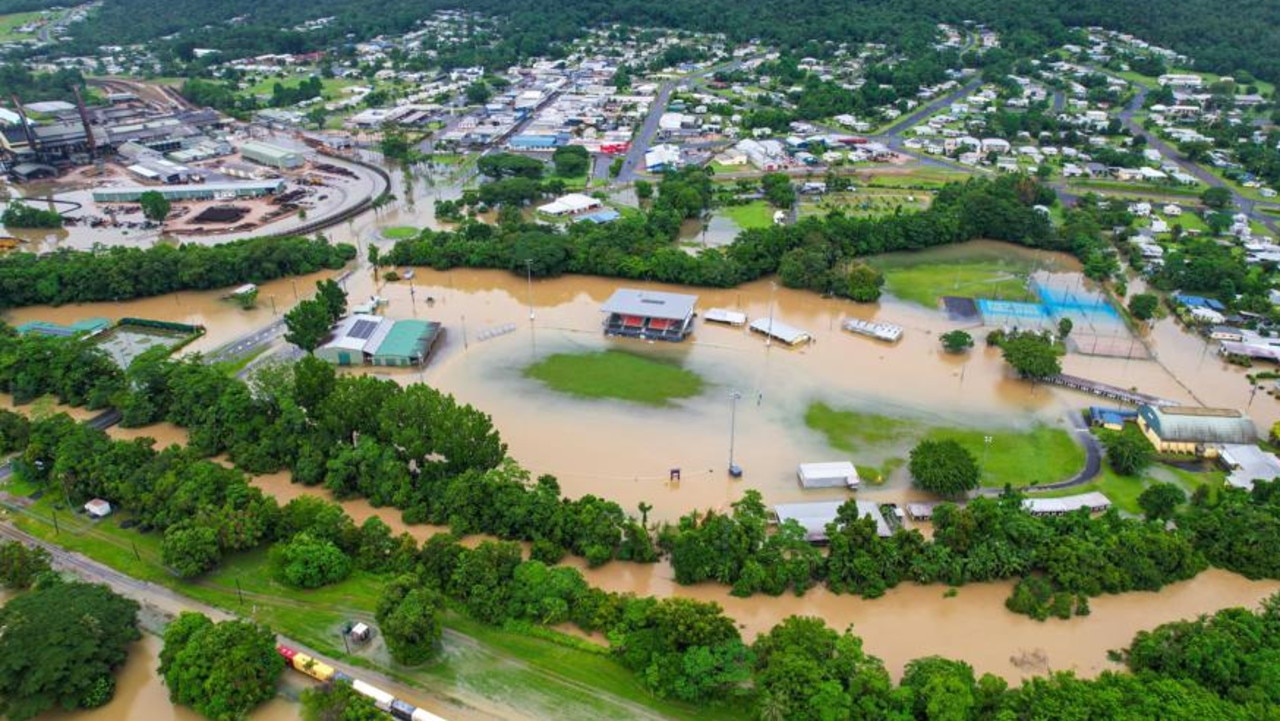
{"left": 239, "top": 140, "right": 305, "bottom": 169}
{"left": 93, "top": 180, "right": 284, "bottom": 203}
{"left": 1137, "top": 404, "right": 1256, "bottom": 457}
{"left": 315, "top": 314, "right": 442, "bottom": 367}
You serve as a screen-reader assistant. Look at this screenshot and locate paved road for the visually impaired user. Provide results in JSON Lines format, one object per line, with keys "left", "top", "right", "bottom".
{"left": 202, "top": 319, "right": 287, "bottom": 365}
{"left": 1114, "top": 82, "right": 1280, "bottom": 232}
{"left": 883, "top": 77, "right": 983, "bottom": 143}
{"left": 616, "top": 82, "right": 676, "bottom": 184}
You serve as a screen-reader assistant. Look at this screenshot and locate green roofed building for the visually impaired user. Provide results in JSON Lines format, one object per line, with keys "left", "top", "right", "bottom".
{"left": 315, "top": 314, "right": 443, "bottom": 367}
{"left": 370, "top": 319, "right": 442, "bottom": 366}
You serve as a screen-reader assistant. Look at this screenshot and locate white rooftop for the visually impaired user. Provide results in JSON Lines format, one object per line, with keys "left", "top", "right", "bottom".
{"left": 773, "top": 500, "right": 891, "bottom": 542}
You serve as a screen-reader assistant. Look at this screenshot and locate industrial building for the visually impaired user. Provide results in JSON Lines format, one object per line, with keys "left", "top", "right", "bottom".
{"left": 315, "top": 314, "right": 442, "bottom": 367}
{"left": 1136, "top": 404, "right": 1256, "bottom": 457}
{"left": 239, "top": 140, "right": 305, "bottom": 169}
{"left": 600, "top": 288, "right": 697, "bottom": 342}
{"left": 93, "top": 180, "right": 285, "bottom": 203}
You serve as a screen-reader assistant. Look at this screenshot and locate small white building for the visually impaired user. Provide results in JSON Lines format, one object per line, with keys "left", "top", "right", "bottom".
{"left": 84, "top": 499, "right": 113, "bottom": 519}
{"left": 797, "top": 461, "right": 859, "bottom": 489}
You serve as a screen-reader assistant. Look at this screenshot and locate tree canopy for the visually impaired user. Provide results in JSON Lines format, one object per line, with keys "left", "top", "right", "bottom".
{"left": 909, "top": 439, "right": 981, "bottom": 496}
{"left": 0, "top": 580, "right": 140, "bottom": 721}
{"left": 159, "top": 613, "right": 284, "bottom": 721}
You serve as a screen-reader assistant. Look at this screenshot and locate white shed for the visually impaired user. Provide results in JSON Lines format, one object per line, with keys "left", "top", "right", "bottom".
{"left": 797, "top": 461, "right": 859, "bottom": 489}
{"left": 84, "top": 499, "right": 113, "bottom": 519}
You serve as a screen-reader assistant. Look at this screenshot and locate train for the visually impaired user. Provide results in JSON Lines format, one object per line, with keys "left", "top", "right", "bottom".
{"left": 277, "top": 644, "right": 447, "bottom": 721}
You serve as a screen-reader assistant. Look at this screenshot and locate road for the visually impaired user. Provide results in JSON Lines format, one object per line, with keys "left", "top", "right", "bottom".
{"left": 616, "top": 82, "right": 676, "bottom": 184}
{"left": 1113, "top": 82, "right": 1280, "bottom": 232}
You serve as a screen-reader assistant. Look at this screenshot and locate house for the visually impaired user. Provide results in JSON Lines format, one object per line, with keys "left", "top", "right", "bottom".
{"left": 84, "top": 499, "right": 113, "bottom": 519}
{"left": 1209, "top": 326, "right": 1245, "bottom": 342}
{"left": 1164, "top": 204, "right": 1183, "bottom": 217}
{"left": 980, "top": 138, "right": 1011, "bottom": 154}
{"left": 1137, "top": 404, "right": 1256, "bottom": 456}
{"left": 601, "top": 288, "right": 697, "bottom": 342}
{"left": 1089, "top": 407, "right": 1137, "bottom": 431}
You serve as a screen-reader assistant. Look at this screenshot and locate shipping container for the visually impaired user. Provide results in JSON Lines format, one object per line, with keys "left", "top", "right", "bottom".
{"left": 310, "top": 661, "right": 336, "bottom": 682}
{"left": 352, "top": 679, "right": 395, "bottom": 711}
{"left": 411, "top": 707, "right": 449, "bottom": 721}
{"left": 390, "top": 699, "right": 416, "bottom": 721}
{"left": 276, "top": 645, "right": 297, "bottom": 662}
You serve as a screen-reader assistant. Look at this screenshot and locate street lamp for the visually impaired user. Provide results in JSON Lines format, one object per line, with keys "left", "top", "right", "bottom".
{"left": 765, "top": 281, "right": 777, "bottom": 347}
{"left": 524, "top": 259, "right": 535, "bottom": 322}
{"left": 728, "top": 391, "right": 743, "bottom": 477}
{"left": 982, "top": 436, "right": 993, "bottom": 478}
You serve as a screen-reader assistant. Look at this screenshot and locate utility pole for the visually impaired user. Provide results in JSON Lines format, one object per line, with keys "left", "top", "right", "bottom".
{"left": 728, "top": 391, "right": 743, "bottom": 477}
{"left": 765, "top": 281, "right": 776, "bottom": 347}
{"left": 525, "top": 259, "right": 535, "bottom": 321}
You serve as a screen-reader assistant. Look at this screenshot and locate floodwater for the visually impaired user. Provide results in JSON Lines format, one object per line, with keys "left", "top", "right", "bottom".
{"left": 1, "top": 269, "right": 336, "bottom": 355}
{"left": 10, "top": 229, "right": 1280, "bottom": 689}
{"left": 37, "top": 634, "right": 302, "bottom": 721}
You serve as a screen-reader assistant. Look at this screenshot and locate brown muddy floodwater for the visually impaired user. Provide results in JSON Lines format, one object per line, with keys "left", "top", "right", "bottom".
{"left": 11, "top": 237, "right": 1280, "bottom": 690}
{"left": 1, "top": 270, "right": 336, "bottom": 355}
{"left": 36, "top": 634, "right": 301, "bottom": 721}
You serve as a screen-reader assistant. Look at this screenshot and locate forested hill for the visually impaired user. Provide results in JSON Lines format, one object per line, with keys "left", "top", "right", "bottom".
{"left": 56, "top": 0, "right": 1280, "bottom": 83}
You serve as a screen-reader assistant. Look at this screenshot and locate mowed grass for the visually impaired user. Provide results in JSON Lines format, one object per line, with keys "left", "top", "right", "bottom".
{"left": 925, "top": 425, "right": 1084, "bottom": 489}
{"left": 1039, "top": 463, "right": 1226, "bottom": 515}
{"left": 524, "top": 351, "right": 704, "bottom": 406}
{"left": 804, "top": 402, "right": 1085, "bottom": 487}
{"left": 873, "top": 260, "right": 1034, "bottom": 308}
{"left": 720, "top": 200, "right": 776, "bottom": 229}
{"left": 0, "top": 11, "right": 42, "bottom": 42}
{"left": 381, "top": 226, "right": 419, "bottom": 239}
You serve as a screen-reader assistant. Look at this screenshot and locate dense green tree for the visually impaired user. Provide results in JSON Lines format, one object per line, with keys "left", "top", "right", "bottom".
{"left": 1001, "top": 333, "right": 1062, "bottom": 379}
{"left": 1201, "top": 186, "right": 1234, "bottom": 210}
{"left": 160, "top": 613, "right": 284, "bottom": 721}
{"left": 1, "top": 202, "right": 63, "bottom": 229}
{"left": 162, "top": 523, "right": 223, "bottom": 578}
{"left": 1129, "top": 293, "right": 1159, "bottom": 320}
{"left": 841, "top": 262, "right": 885, "bottom": 302}
{"left": 284, "top": 299, "right": 334, "bottom": 353}
{"left": 941, "top": 330, "right": 975, "bottom": 353}
{"left": 1138, "top": 482, "right": 1187, "bottom": 520}
{"left": 0, "top": 540, "right": 51, "bottom": 589}
{"left": 376, "top": 575, "right": 445, "bottom": 665}
{"left": 1103, "top": 425, "right": 1155, "bottom": 476}
{"left": 551, "top": 145, "right": 590, "bottom": 178}
{"left": 139, "top": 191, "right": 172, "bottom": 223}
{"left": 909, "top": 439, "right": 980, "bottom": 496}
{"left": 315, "top": 279, "right": 349, "bottom": 323}
{"left": 477, "top": 153, "right": 544, "bottom": 180}
{"left": 0, "top": 581, "right": 140, "bottom": 721}
{"left": 273, "top": 532, "right": 353, "bottom": 588}
{"left": 761, "top": 173, "right": 796, "bottom": 209}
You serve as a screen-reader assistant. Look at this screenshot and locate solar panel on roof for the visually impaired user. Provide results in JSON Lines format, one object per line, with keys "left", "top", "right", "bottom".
{"left": 349, "top": 319, "right": 378, "bottom": 340}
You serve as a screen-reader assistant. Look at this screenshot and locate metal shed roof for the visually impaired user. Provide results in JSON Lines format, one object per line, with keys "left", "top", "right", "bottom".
{"left": 774, "top": 500, "right": 890, "bottom": 542}
{"left": 601, "top": 289, "right": 698, "bottom": 321}
{"left": 749, "top": 317, "right": 811, "bottom": 345}
{"left": 1140, "top": 404, "right": 1257, "bottom": 445}
{"left": 372, "top": 320, "right": 440, "bottom": 359}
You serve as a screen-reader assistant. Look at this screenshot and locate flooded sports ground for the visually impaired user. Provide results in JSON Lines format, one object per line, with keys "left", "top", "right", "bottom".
{"left": 7, "top": 211, "right": 1280, "bottom": 692}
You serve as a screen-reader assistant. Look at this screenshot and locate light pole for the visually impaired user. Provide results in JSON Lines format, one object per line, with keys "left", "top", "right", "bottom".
{"left": 765, "top": 281, "right": 776, "bottom": 347}
{"left": 524, "top": 259, "right": 535, "bottom": 322}
{"left": 982, "top": 435, "right": 993, "bottom": 479}
{"left": 728, "top": 391, "right": 743, "bottom": 477}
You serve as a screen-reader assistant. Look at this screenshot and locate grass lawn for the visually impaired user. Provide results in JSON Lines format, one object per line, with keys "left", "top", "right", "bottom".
{"left": 246, "top": 74, "right": 357, "bottom": 100}
{"left": 381, "top": 226, "right": 419, "bottom": 240}
{"left": 805, "top": 403, "right": 1085, "bottom": 487}
{"left": 524, "top": 351, "right": 704, "bottom": 406}
{"left": 0, "top": 11, "right": 42, "bottom": 42}
{"left": 556, "top": 170, "right": 590, "bottom": 191}
{"left": 720, "top": 200, "right": 775, "bottom": 229}
{"left": 925, "top": 425, "right": 1084, "bottom": 489}
{"left": 801, "top": 189, "right": 932, "bottom": 219}
{"left": 871, "top": 259, "right": 1034, "bottom": 308}
{"left": 1066, "top": 179, "right": 1203, "bottom": 197}
{"left": 864, "top": 168, "right": 973, "bottom": 189}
